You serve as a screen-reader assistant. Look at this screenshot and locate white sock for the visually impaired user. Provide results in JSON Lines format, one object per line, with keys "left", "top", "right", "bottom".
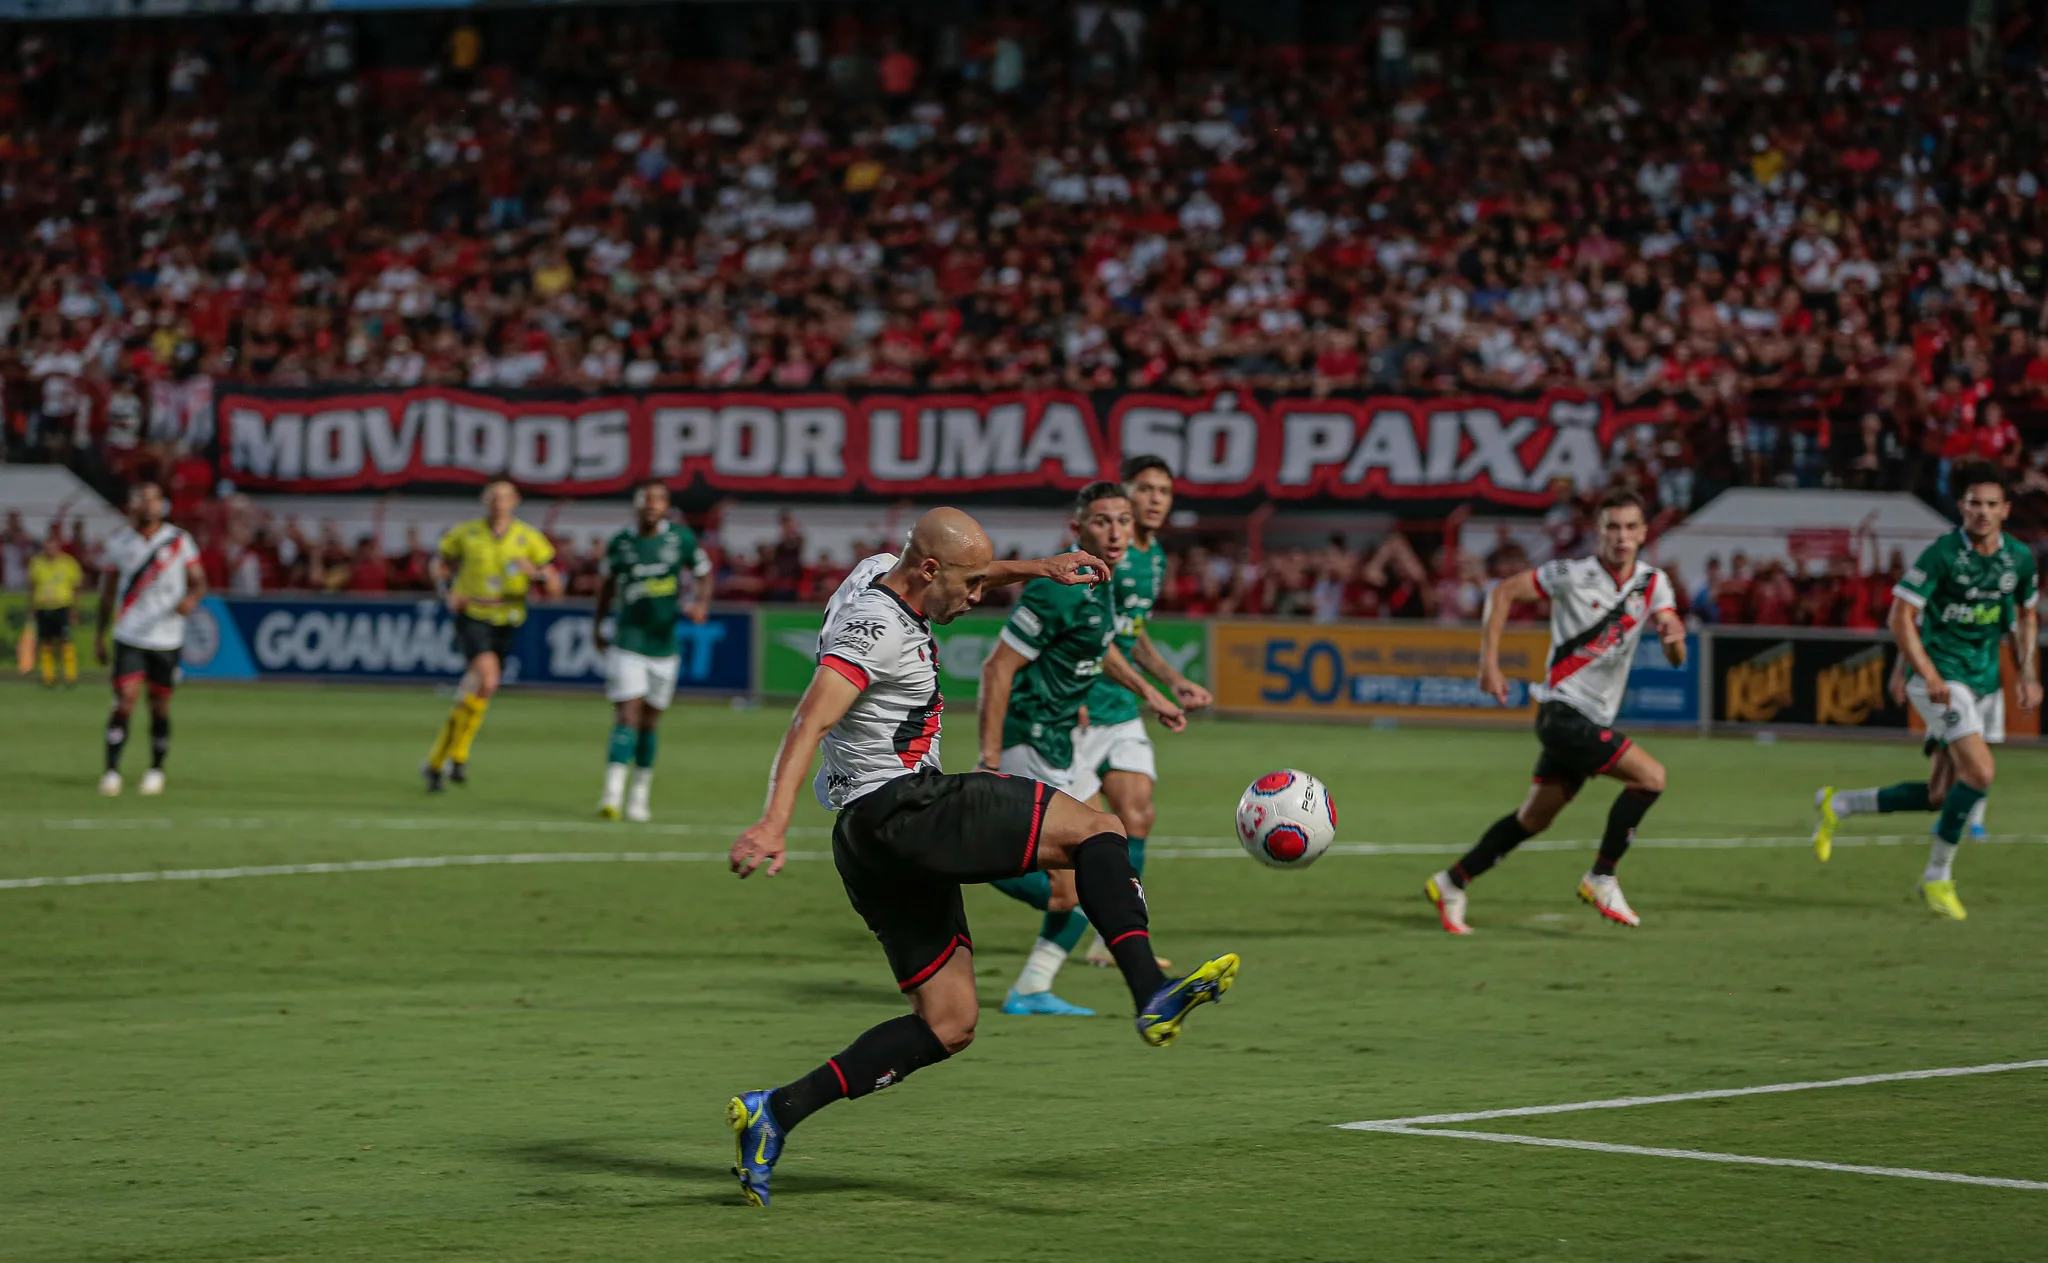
{"left": 629, "top": 766, "right": 653, "bottom": 798}
{"left": 1013, "top": 937, "right": 1069, "bottom": 995}
{"left": 1966, "top": 798, "right": 1987, "bottom": 831}
{"left": 601, "top": 762, "right": 628, "bottom": 805}
{"left": 1831, "top": 787, "right": 1880, "bottom": 817}
{"left": 1924, "top": 839, "right": 1959, "bottom": 883}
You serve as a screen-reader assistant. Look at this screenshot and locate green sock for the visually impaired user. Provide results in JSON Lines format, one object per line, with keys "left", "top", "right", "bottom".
{"left": 606, "top": 724, "right": 635, "bottom": 766}
{"left": 1126, "top": 835, "right": 1147, "bottom": 877}
{"left": 1935, "top": 783, "right": 1986, "bottom": 845}
{"left": 1042, "top": 906, "right": 1091, "bottom": 952}
{"left": 634, "top": 728, "right": 659, "bottom": 769}
{"left": 1876, "top": 782, "right": 1932, "bottom": 813}
{"left": 990, "top": 873, "right": 1051, "bottom": 910}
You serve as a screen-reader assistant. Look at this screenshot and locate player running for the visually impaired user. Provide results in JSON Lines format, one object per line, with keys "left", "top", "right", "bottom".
{"left": 1425, "top": 488, "right": 1686, "bottom": 932}
{"left": 725, "top": 508, "right": 1239, "bottom": 1208}
{"left": 1809, "top": 462, "right": 2039, "bottom": 919}
{"left": 422, "top": 478, "right": 562, "bottom": 792}
{"left": 978, "top": 480, "right": 1191, "bottom": 1017}
{"left": 95, "top": 483, "right": 206, "bottom": 797}
{"left": 29, "top": 526, "right": 84, "bottom": 687}
{"left": 591, "top": 480, "right": 711, "bottom": 822}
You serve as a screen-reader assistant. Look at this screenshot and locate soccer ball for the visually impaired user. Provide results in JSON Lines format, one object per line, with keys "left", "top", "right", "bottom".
{"left": 1236, "top": 770, "right": 1337, "bottom": 869}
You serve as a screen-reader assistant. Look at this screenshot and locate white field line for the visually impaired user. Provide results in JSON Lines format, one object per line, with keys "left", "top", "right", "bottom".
{"left": 1341, "top": 1059, "right": 2048, "bottom": 1192}
{"left": 3, "top": 825, "right": 2048, "bottom": 893}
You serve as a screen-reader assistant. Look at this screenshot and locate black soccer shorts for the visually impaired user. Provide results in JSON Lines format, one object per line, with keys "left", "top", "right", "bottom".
{"left": 34, "top": 607, "right": 70, "bottom": 642}
{"left": 1530, "top": 700, "right": 1632, "bottom": 798}
{"left": 112, "top": 641, "right": 180, "bottom": 696}
{"left": 832, "top": 768, "right": 1053, "bottom": 991}
{"left": 454, "top": 613, "right": 518, "bottom": 662}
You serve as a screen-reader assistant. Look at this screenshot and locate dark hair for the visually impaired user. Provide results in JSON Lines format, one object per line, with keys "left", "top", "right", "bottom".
{"left": 1120, "top": 454, "right": 1173, "bottom": 484}
{"left": 482, "top": 476, "right": 517, "bottom": 492}
{"left": 1950, "top": 460, "right": 2008, "bottom": 501}
{"left": 632, "top": 477, "right": 671, "bottom": 499}
{"left": 1073, "top": 479, "right": 1130, "bottom": 519}
{"left": 1596, "top": 487, "right": 1647, "bottom": 518}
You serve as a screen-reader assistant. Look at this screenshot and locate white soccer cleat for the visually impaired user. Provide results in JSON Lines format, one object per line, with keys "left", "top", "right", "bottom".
{"left": 598, "top": 764, "right": 627, "bottom": 820}
{"left": 1424, "top": 870, "right": 1472, "bottom": 934}
{"left": 98, "top": 770, "right": 122, "bottom": 797}
{"left": 139, "top": 768, "right": 166, "bottom": 796}
{"left": 1577, "top": 872, "right": 1640, "bottom": 927}
{"left": 625, "top": 785, "right": 652, "bottom": 824}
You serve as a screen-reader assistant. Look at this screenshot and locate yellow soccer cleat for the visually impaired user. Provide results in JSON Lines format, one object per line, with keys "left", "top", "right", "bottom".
{"left": 1811, "top": 787, "right": 1838, "bottom": 863}
{"left": 1135, "top": 952, "right": 1239, "bottom": 1047}
{"left": 598, "top": 803, "right": 622, "bottom": 821}
{"left": 1920, "top": 880, "right": 1967, "bottom": 921}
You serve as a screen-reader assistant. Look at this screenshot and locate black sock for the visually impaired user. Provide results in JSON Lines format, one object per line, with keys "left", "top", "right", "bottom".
{"left": 1073, "top": 833, "right": 1167, "bottom": 1006}
{"left": 150, "top": 714, "right": 171, "bottom": 769}
{"left": 1450, "top": 812, "right": 1534, "bottom": 887}
{"left": 1594, "top": 788, "right": 1661, "bottom": 876}
{"left": 105, "top": 711, "right": 129, "bottom": 772}
{"left": 768, "top": 1013, "right": 950, "bottom": 1132}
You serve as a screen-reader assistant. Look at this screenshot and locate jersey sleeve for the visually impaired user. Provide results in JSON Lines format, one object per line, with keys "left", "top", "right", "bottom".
{"left": 597, "top": 533, "right": 624, "bottom": 579}
{"left": 1892, "top": 541, "right": 1945, "bottom": 609}
{"left": 2020, "top": 550, "right": 2039, "bottom": 611}
{"left": 1649, "top": 569, "right": 1677, "bottom": 614}
{"left": 524, "top": 528, "right": 557, "bottom": 568}
{"left": 817, "top": 601, "right": 903, "bottom": 692}
{"left": 999, "top": 580, "right": 1066, "bottom": 662}
{"left": 436, "top": 525, "right": 465, "bottom": 562}
{"left": 1530, "top": 558, "right": 1570, "bottom": 599}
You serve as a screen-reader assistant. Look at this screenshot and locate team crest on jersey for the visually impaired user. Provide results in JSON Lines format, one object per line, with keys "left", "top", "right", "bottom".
{"left": 840, "top": 619, "right": 887, "bottom": 641}
{"left": 2000, "top": 571, "right": 2018, "bottom": 593}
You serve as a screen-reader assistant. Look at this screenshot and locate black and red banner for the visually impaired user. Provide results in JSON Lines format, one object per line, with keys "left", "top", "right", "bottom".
{"left": 216, "top": 386, "right": 1664, "bottom": 505}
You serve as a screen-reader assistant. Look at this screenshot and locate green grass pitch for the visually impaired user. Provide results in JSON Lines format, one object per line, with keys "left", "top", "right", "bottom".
{"left": 3, "top": 681, "right": 2046, "bottom": 1262}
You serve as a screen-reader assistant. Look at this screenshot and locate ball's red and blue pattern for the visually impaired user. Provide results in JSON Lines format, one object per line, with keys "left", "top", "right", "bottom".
{"left": 1236, "top": 769, "right": 1336, "bottom": 869}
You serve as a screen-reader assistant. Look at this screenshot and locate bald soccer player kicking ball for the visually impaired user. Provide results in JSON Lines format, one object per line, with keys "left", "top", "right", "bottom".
{"left": 723, "top": 508, "right": 1241, "bottom": 1208}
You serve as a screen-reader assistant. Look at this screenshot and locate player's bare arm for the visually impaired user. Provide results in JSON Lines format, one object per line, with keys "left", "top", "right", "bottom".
{"left": 175, "top": 562, "right": 206, "bottom": 617}
{"left": 1889, "top": 598, "right": 1946, "bottom": 703}
{"left": 1654, "top": 608, "right": 1686, "bottom": 667}
{"left": 1479, "top": 569, "right": 1542, "bottom": 704}
{"left": 2013, "top": 605, "right": 2041, "bottom": 711}
{"left": 513, "top": 556, "right": 565, "bottom": 600}
{"left": 1132, "top": 629, "right": 1212, "bottom": 710}
{"left": 93, "top": 567, "right": 117, "bottom": 664}
{"left": 1103, "top": 644, "right": 1186, "bottom": 732}
{"left": 731, "top": 666, "right": 861, "bottom": 878}
{"left": 977, "top": 638, "right": 1027, "bottom": 770}
{"left": 591, "top": 568, "right": 616, "bottom": 651}
{"left": 1888, "top": 643, "right": 1909, "bottom": 705}
{"left": 989, "top": 551, "right": 1110, "bottom": 589}
{"left": 431, "top": 554, "right": 465, "bottom": 612}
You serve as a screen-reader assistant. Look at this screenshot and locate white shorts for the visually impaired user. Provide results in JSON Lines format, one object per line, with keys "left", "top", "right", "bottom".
{"left": 605, "top": 647, "right": 680, "bottom": 710}
{"left": 1066, "top": 717, "right": 1156, "bottom": 803}
{"left": 1906, "top": 676, "right": 2005, "bottom": 747}
{"left": 999, "top": 743, "right": 1071, "bottom": 789}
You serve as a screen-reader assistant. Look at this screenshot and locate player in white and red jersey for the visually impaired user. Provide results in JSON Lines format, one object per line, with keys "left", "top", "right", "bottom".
{"left": 1425, "top": 489, "right": 1686, "bottom": 933}
{"left": 720, "top": 508, "right": 1240, "bottom": 1209}
{"left": 94, "top": 482, "right": 207, "bottom": 798}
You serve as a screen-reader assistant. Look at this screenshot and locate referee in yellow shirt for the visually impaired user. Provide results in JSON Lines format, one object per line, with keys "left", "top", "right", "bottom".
{"left": 423, "top": 478, "right": 563, "bottom": 791}
{"left": 28, "top": 528, "right": 84, "bottom": 687}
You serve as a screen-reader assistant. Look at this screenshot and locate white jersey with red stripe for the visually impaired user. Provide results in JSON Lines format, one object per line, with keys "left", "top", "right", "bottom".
{"left": 812, "top": 553, "right": 945, "bottom": 809}
{"left": 1528, "top": 554, "right": 1675, "bottom": 728}
{"left": 103, "top": 523, "right": 199, "bottom": 652}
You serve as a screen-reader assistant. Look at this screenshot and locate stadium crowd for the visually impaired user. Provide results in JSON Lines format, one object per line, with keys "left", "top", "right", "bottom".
{"left": 1, "top": 3, "right": 2045, "bottom": 626}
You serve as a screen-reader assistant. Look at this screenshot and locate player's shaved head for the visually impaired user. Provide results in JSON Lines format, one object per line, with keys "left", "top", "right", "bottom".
{"left": 905, "top": 507, "right": 992, "bottom": 568}
{"left": 895, "top": 508, "right": 994, "bottom": 624}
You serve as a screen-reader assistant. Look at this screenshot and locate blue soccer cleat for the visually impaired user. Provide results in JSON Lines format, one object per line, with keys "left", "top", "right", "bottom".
{"left": 1001, "top": 987, "right": 1094, "bottom": 1016}
{"left": 727, "top": 1089, "right": 784, "bottom": 1207}
{"left": 1135, "top": 953, "right": 1240, "bottom": 1047}
{"left": 1968, "top": 822, "right": 1988, "bottom": 840}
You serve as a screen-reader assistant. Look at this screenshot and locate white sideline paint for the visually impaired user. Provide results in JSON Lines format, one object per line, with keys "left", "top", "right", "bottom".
{"left": 2, "top": 824, "right": 2046, "bottom": 893}
{"left": 1340, "top": 1060, "right": 2048, "bottom": 1192}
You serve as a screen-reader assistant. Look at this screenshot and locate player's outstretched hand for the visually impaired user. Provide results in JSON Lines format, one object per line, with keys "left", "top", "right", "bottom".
{"left": 1147, "top": 692, "right": 1188, "bottom": 733}
{"left": 1478, "top": 662, "right": 1510, "bottom": 705}
{"left": 1042, "top": 551, "right": 1110, "bottom": 586}
{"left": 1173, "top": 679, "right": 1214, "bottom": 710}
{"left": 730, "top": 821, "right": 787, "bottom": 878}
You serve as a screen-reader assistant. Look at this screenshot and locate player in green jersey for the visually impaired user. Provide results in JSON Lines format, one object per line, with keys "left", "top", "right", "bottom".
{"left": 977, "top": 480, "right": 1189, "bottom": 1016}
{"left": 592, "top": 480, "right": 712, "bottom": 822}
{"left": 1029, "top": 456, "right": 1213, "bottom": 993}
{"left": 1811, "top": 462, "right": 2041, "bottom": 919}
